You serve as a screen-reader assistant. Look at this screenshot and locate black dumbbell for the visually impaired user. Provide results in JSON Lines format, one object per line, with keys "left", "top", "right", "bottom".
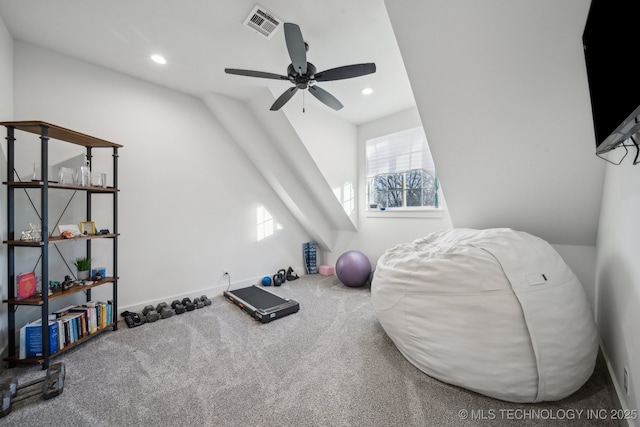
{"left": 158, "top": 306, "right": 173, "bottom": 319}
{"left": 121, "top": 311, "right": 145, "bottom": 328}
{"left": 181, "top": 298, "right": 195, "bottom": 312}
{"left": 142, "top": 305, "right": 160, "bottom": 323}
{"left": 1, "top": 362, "right": 65, "bottom": 418}
{"left": 193, "top": 297, "right": 204, "bottom": 309}
{"left": 171, "top": 300, "right": 186, "bottom": 315}
{"left": 200, "top": 295, "right": 212, "bottom": 306}
{"left": 155, "top": 302, "right": 173, "bottom": 319}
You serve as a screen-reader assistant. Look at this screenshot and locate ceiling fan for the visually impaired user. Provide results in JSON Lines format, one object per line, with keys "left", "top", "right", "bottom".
{"left": 225, "top": 23, "right": 376, "bottom": 111}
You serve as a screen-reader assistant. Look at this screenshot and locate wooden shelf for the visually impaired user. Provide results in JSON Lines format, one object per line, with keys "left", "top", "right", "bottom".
{"left": 0, "top": 121, "right": 122, "bottom": 148}
{"left": 3, "top": 323, "right": 116, "bottom": 365}
{"left": 2, "top": 120, "right": 121, "bottom": 369}
{"left": 3, "top": 278, "right": 117, "bottom": 306}
{"left": 4, "top": 234, "right": 118, "bottom": 247}
{"left": 3, "top": 180, "right": 118, "bottom": 193}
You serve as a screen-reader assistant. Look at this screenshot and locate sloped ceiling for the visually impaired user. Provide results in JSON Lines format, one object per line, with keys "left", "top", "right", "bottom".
{"left": 385, "top": 0, "right": 605, "bottom": 246}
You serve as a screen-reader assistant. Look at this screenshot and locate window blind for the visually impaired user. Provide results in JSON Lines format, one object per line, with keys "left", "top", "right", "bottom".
{"left": 366, "top": 127, "right": 435, "bottom": 177}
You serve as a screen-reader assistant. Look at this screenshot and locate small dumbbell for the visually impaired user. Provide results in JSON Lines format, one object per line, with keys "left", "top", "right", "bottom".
{"left": 171, "top": 300, "right": 186, "bottom": 315}
{"left": 200, "top": 295, "right": 212, "bottom": 306}
{"left": 158, "top": 305, "right": 173, "bottom": 319}
{"left": 142, "top": 305, "right": 160, "bottom": 323}
{"left": 1, "top": 362, "right": 65, "bottom": 418}
{"left": 193, "top": 297, "right": 204, "bottom": 309}
{"left": 120, "top": 311, "right": 145, "bottom": 328}
{"left": 155, "top": 302, "right": 173, "bottom": 319}
{"left": 182, "top": 298, "right": 195, "bottom": 312}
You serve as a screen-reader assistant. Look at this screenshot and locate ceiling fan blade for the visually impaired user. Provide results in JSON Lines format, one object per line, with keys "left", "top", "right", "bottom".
{"left": 314, "top": 63, "right": 377, "bottom": 82}
{"left": 284, "top": 23, "right": 307, "bottom": 75}
{"left": 308, "top": 85, "right": 343, "bottom": 110}
{"left": 270, "top": 87, "right": 299, "bottom": 111}
{"left": 225, "top": 68, "right": 289, "bottom": 81}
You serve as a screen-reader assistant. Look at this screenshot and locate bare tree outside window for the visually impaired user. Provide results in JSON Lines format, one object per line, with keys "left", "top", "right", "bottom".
{"left": 369, "top": 169, "right": 437, "bottom": 208}
{"left": 366, "top": 127, "right": 439, "bottom": 210}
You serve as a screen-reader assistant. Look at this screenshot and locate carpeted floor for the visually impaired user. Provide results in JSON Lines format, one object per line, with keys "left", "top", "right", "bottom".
{"left": 0, "top": 275, "right": 617, "bottom": 426}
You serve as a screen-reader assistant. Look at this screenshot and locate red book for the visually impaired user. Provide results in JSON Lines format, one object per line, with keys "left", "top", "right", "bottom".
{"left": 17, "top": 272, "right": 37, "bottom": 300}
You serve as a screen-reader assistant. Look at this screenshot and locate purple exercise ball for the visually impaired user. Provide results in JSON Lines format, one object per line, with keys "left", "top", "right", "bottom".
{"left": 336, "top": 250, "right": 372, "bottom": 287}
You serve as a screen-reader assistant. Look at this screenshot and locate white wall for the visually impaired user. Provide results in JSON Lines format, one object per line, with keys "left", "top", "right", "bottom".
{"left": 11, "top": 42, "right": 312, "bottom": 319}
{"left": 324, "top": 107, "right": 453, "bottom": 267}
{"left": 596, "top": 158, "right": 640, "bottom": 418}
{"left": 0, "top": 15, "right": 10, "bottom": 121}
{"left": 280, "top": 98, "right": 359, "bottom": 225}
{"left": 202, "top": 90, "right": 349, "bottom": 253}
{"left": 0, "top": 13, "right": 13, "bottom": 357}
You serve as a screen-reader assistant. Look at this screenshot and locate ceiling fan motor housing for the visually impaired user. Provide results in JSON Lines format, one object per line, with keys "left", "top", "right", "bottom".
{"left": 288, "top": 63, "right": 317, "bottom": 89}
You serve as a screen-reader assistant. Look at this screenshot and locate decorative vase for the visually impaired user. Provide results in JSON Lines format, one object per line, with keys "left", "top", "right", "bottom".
{"left": 78, "top": 270, "right": 90, "bottom": 280}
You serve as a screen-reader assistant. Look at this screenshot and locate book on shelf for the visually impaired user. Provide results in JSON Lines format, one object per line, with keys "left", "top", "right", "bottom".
{"left": 86, "top": 300, "right": 113, "bottom": 329}
{"left": 19, "top": 319, "right": 59, "bottom": 359}
{"left": 16, "top": 271, "right": 37, "bottom": 300}
{"left": 57, "top": 312, "right": 82, "bottom": 346}
{"left": 70, "top": 306, "right": 94, "bottom": 334}
{"left": 53, "top": 304, "right": 79, "bottom": 317}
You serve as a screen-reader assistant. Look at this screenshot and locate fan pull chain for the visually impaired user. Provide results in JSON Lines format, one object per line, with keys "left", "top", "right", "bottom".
{"left": 303, "top": 89, "right": 306, "bottom": 113}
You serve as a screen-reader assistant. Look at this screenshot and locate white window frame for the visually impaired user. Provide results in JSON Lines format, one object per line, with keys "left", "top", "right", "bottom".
{"left": 365, "top": 127, "right": 441, "bottom": 215}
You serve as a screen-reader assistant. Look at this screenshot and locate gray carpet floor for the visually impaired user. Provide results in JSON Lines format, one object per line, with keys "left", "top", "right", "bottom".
{"left": 0, "top": 275, "right": 616, "bottom": 426}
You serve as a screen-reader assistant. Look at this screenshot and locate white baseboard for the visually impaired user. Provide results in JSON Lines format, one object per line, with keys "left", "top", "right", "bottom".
{"left": 599, "top": 343, "right": 638, "bottom": 427}
{"left": 117, "top": 271, "right": 306, "bottom": 316}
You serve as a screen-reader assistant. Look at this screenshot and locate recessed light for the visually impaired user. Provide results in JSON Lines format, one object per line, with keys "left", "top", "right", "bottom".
{"left": 361, "top": 87, "right": 373, "bottom": 95}
{"left": 151, "top": 54, "right": 167, "bottom": 65}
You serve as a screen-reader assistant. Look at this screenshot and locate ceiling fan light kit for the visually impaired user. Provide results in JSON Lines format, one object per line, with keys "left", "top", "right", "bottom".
{"left": 225, "top": 22, "right": 376, "bottom": 112}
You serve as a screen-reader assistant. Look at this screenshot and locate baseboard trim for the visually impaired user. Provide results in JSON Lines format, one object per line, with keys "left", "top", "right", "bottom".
{"left": 117, "top": 273, "right": 306, "bottom": 317}
{"left": 599, "top": 344, "right": 636, "bottom": 427}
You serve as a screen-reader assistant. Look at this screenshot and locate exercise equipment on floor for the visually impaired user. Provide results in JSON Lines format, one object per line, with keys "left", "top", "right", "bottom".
{"left": 181, "top": 298, "right": 196, "bottom": 312}
{"left": 224, "top": 285, "right": 299, "bottom": 323}
{"left": 286, "top": 266, "right": 299, "bottom": 281}
{"left": 156, "top": 303, "right": 173, "bottom": 319}
{"left": 121, "top": 310, "right": 145, "bottom": 328}
{"left": 171, "top": 300, "right": 186, "bottom": 315}
{"left": 268, "top": 266, "right": 300, "bottom": 287}
{"left": 1, "top": 362, "right": 65, "bottom": 418}
{"left": 336, "top": 250, "right": 372, "bottom": 287}
{"left": 142, "top": 305, "right": 160, "bottom": 323}
{"left": 303, "top": 242, "right": 317, "bottom": 274}
{"left": 121, "top": 295, "right": 213, "bottom": 327}
{"left": 272, "top": 269, "right": 286, "bottom": 286}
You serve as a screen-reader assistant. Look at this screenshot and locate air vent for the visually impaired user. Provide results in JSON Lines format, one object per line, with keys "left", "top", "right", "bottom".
{"left": 243, "top": 5, "right": 282, "bottom": 39}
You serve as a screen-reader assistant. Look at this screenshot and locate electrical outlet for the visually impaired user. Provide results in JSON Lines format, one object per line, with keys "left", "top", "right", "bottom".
{"left": 624, "top": 366, "right": 630, "bottom": 396}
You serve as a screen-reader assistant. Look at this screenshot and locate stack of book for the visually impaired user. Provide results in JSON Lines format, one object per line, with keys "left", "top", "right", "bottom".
{"left": 19, "top": 300, "right": 113, "bottom": 359}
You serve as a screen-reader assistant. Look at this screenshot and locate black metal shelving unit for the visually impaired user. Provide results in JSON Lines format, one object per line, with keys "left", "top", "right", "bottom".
{"left": 2, "top": 121, "right": 122, "bottom": 369}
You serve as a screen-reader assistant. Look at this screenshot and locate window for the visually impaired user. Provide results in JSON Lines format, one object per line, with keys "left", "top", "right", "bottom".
{"left": 366, "top": 127, "right": 439, "bottom": 209}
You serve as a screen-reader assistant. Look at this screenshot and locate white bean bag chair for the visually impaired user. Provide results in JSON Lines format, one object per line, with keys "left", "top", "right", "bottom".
{"left": 371, "top": 228, "right": 598, "bottom": 403}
